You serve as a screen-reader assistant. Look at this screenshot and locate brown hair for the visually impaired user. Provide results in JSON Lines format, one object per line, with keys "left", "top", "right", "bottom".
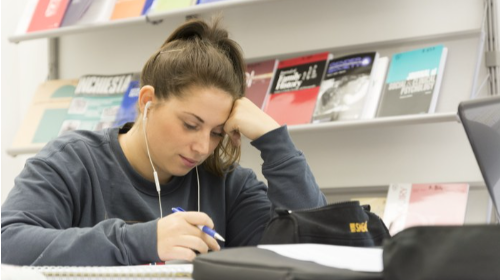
{"left": 140, "top": 16, "right": 246, "bottom": 177}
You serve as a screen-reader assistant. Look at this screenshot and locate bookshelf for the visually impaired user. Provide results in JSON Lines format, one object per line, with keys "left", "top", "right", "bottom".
{"left": 8, "top": 0, "right": 284, "bottom": 43}
{"left": 7, "top": 0, "right": 494, "bottom": 222}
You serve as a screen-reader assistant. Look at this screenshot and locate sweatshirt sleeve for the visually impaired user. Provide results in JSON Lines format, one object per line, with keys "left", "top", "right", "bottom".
{"left": 223, "top": 126, "right": 327, "bottom": 247}
{"left": 250, "top": 125, "right": 327, "bottom": 211}
{"left": 1, "top": 158, "right": 161, "bottom": 266}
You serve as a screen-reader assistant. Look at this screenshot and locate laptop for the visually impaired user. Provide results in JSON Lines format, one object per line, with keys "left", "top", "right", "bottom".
{"left": 458, "top": 95, "right": 500, "bottom": 222}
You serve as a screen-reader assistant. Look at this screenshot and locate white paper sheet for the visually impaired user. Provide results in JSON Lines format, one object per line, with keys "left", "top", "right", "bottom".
{"left": 258, "top": 243, "right": 383, "bottom": 273}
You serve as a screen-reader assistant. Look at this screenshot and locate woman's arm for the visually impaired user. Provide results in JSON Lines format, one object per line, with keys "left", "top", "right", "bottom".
{"left": 1, "top": 158, "right": 159, "bottom": 266}
{"left": 223, "top": 98, "right": 327, "bottom": 246}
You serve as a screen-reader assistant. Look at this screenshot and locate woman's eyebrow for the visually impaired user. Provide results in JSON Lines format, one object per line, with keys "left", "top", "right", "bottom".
{"left": 183, "top": 112, "right": 225, "bottom": 127}
{"left": 183, "top": 112, "right": 205, "bottom": 123}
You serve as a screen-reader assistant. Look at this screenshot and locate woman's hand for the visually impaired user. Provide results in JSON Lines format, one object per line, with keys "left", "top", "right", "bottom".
{"left": 224, "top": 97, "right": 280, "bottom": 146}
{"left": 157, "top": 211, "right": 220, "bottom": 261}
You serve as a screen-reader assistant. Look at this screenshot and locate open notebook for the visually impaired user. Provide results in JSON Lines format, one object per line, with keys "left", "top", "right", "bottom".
{"left": 22, "top": 264, "right": 193, "bottom": 280}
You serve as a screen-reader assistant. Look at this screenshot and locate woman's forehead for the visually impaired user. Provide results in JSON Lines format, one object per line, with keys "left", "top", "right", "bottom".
{"left": 161, "top": 86, "right": 234, "bottom": 124}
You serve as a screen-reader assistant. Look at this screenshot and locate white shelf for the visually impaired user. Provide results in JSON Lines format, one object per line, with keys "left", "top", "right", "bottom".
{"left": 5, "top": 112, "right": 459, "bottom": 157}
{"left": 240, "top": 111, "right": 484, "bottom": 190}
{"left": 6, "top": 145, "right": 44, "bottom": 157}
{"left": 8, "top": 0, "right": 284, "bottom": 43}
{"left": 288, "top": 112, "right": 459, "bottom": 134}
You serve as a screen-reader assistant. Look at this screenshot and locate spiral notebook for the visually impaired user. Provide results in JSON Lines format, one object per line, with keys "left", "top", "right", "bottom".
{"left": 24, "top": 264, "right": 193, "bottom": 280}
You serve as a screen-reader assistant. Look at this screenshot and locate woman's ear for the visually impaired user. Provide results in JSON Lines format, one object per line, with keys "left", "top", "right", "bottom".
{"left": 138, "top": 85, "right": 155, "bottom": 115}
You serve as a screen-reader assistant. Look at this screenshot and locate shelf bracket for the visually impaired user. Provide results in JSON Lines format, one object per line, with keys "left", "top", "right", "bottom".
{"left": 185, "top": 14, "right": 199, "bottom": 21}
{"left": 48, "top": 37, "right": 59, "bottom": 80}
{"left": 145, "top": 15, "right": 163, "bottom": 25}
{"left": 485, "top": 51, "right": 500, "bottom": 67}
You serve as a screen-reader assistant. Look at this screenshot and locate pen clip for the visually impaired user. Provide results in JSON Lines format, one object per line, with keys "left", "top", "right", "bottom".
{"left": 172, "top": 207, "right": 185, "bottom": 213}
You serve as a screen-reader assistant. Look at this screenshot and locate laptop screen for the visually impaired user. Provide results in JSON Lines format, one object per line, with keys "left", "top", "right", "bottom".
{"left": 458, "top": 95, "right": 500, "bottom": 220}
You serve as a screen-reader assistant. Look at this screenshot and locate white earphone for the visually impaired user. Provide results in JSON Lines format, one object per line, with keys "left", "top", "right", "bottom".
{"left": 143, "top": 101, "right": 151, "bottom": 121}
{"left": 142, "top": 100, "right": 201, "bottom": 218}
{"left": 142, "top": 101, "right": 163, "bottom": 216}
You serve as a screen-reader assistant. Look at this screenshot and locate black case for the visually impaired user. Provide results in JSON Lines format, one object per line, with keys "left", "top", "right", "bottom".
{"left": 259, "top": 201, "right": 391, "bottom": 247}
{"left": 383, "top": 225, "right": 500, "bottom": 280}
{"left": 192, "top": 247, "right": 382, "bottom": 280}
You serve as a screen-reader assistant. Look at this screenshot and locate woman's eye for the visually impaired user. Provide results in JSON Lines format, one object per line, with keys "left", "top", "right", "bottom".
{"left": 212, "top": 131, "right": 224, "bottom": 138}
{"left": 184, "top": 123, "right": 197, "bottom": 130}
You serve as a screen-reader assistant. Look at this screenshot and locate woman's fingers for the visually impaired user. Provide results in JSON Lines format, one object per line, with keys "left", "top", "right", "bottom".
{"left": 157, "top": 211, "right": 222, "bottom": 261}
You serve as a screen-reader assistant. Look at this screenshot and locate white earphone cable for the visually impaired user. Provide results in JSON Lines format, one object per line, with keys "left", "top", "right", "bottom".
{"left": 196, "top": 166, "right": 200, "bottom": 212}
{"left": 143, "top": 102, "right": 201, "bottom": 217}
{"left": 143, "top": 107, "right": 163, "bottom": 218}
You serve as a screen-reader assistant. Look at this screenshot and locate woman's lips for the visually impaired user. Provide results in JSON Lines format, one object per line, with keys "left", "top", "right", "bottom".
{"left": 180, "top": 155, "right": 197, "bottom": 168}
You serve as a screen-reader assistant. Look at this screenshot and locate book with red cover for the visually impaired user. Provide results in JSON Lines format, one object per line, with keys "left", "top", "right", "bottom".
{"left": 383, "top": 183, "right": 469, "bottom": 235}
{"left": 264, "top": 52, "right": 331, "bottom": 126}
{"left": 27, "top": 0, "right": 71, "bottom": 33}
{"left": 245, "top": 59, "right": 278, "bottom": 109}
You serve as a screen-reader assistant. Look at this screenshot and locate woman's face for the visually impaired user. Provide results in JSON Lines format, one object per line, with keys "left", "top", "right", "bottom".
{"left": 146, "top": 85, "right": 233, "bottom": 177}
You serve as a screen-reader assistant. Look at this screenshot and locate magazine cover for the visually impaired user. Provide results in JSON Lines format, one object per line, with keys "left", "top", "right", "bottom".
{"left": 27, "top": 0, "right": 71, "bottom": 32}
{"left": 265, "top": 52, "right": 331, "bottom": 126}
{"left": 60, "top": 73, "right": 134, "bottom": 135}
{"left": 245, "top": 59, "right": 278, "bottom": 109}
{"left": 11, "top": 79, "right": 78, "bottom": 153}
{"left": 377, "top": 45, "right": 448, "bottom": 117}
{"left": 312, "top": 52, "right": 379, "bottom": 122}
{"left": 383, "top": 183, "right": 469, "bottom": 235}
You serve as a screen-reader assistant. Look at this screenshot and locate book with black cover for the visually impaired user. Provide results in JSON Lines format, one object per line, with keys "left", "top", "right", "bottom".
{"left": 312, "top": 52, "right": 388, "bottom": 122}
{"left": 264, "top": 52, "right": 331, "bottom": 126}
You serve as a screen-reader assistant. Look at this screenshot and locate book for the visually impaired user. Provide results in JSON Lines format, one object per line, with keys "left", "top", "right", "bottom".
{"left": 16, "top": 0, "right": 39, "bottom": 34}
{"left": 359, "top": 56, "right": 389, "bottom": 119}
{"left": 196, "top": 0, "right": 230, "bottom": 4}
{"left": 142, "top": 0, "right": 155, "bottom": 14}
{"left": 149, "top": 0, "right": 195, "bottom": 12}
{"left": 60, "top": 73, "right": 134, "bottom": 135}
{"left": 11, "top": 79, "right": 79, "bottom": 153}
{"left": 245, "top": 59, "right": 278, "bottom": 109}
{"left": 376, "top": 45, "right": 448, "bottom": 117}
{"left": 75, "top": 0, "right": 117, "bottom": 25}
{"left": 24, "top": 264, "right": 193, "bottom": 279}
{"left": 113, "top": 79, "right": 141, "bottom": 127}
{"left": 264, "top": 52, "right": 331, "bottom": 126}
{"left": 311, "top": 52, "right": 388, "bottom": 123}
{"left": 110, "top": 0, "right": 153, "bottom": 20}
{"left": 383, "top": 183, "right": 469, "bottom": 235}
{"left": 60, "top": 0, "right": 95, "bottom": 27}
{"left": 27, "top": 0, "right": 72, "bottom": 33}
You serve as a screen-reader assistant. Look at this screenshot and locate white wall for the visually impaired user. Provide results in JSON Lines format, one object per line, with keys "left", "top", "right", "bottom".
{"left": 0, "top": 0, "right": 493, "bottom": 224}
{"left": 1, "top": 0, "right": 48, "bottom": 203}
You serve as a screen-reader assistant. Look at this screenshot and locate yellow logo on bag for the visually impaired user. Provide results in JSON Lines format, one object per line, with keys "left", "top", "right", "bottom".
{"left": 350, "top": 221, "right": 368, "bottom": 233}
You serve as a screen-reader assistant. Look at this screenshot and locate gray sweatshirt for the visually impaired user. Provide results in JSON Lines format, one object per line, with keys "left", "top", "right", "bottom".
{"left": 1, "top": 124, "right": 326, "bottom": 266}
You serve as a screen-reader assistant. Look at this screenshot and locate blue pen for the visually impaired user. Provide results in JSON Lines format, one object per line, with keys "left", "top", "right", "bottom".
{"left": 171, "top": 207, "right": 225, "bottom": 242}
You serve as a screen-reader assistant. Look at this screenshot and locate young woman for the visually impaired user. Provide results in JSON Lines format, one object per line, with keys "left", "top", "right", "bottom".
{"left": 1, "top": 17, "right": 326, "bottom": 266}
